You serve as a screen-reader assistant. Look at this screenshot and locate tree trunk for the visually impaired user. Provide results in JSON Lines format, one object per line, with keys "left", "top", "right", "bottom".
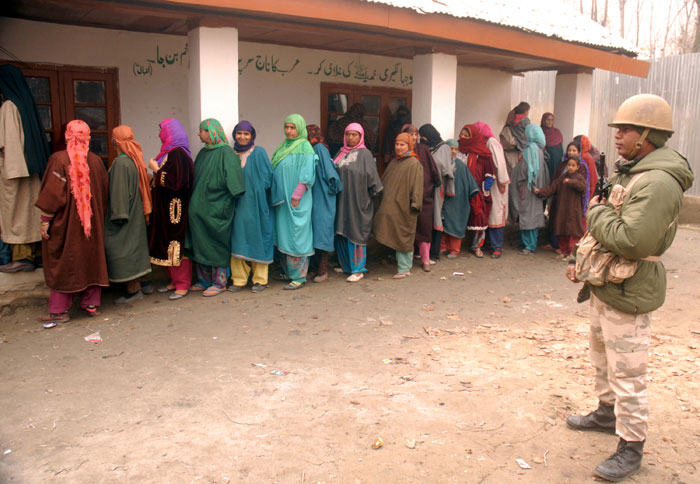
{"left": 619, "top": 0, "right": 627, "bottom": 37}
{"left": 591, "top": 0, "right": 598, "bottom": 21}
{"left": 695, "top": 0, "right": 700, "bottom": 52}
{"left": 602, "top": 0, "right": 609, "bottom": 26}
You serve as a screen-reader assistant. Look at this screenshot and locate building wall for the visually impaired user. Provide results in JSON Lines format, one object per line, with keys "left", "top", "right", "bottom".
{"left": 236, "top": 41, "right": 414, "bottom": 150}
{"left": 2, "top": 17, "right": 520, "bottom": 162}
{"left": 0, "top": 17, "right": 189, "bottom": 160}
{"left": 455, "top": 66, "right": 512, "bottom": 139}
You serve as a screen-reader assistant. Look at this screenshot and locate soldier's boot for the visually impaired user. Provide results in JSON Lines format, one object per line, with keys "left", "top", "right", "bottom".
{"left": 594, "top": 438, "right": 644, "bottom": 482}
{"left": 566, "top": 401, "right": 616, "bottom": 434}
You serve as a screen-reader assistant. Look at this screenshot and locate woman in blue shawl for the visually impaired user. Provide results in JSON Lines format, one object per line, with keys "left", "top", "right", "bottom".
{"left": 270, "top": 114, "right": 316, "bottom": 290}
{"left": 512, "top": 124, "right": 549, "bottom": 254}
{"left": 307, "top": 124, "right": 342, "bottom": 283}
{"left": 229, "top": 120, "right": 274, "bottom": 293}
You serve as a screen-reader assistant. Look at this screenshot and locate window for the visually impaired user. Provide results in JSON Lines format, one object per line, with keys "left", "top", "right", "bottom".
{"left": 5, "top": 62, "right": 120, "bottom": 167}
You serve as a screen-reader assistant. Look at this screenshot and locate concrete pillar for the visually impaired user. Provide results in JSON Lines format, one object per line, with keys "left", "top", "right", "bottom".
{"left": 188, "top": 26, "right": 239, "bottom": 145}
{"left": 411, "top": 53, "right": 457, "bottom": 140}
{"left": 553, "top": 71, "right": 593, "bottom": 144}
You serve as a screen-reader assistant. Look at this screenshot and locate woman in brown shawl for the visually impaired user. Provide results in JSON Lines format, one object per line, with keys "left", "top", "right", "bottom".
{"left": 35, "top": 120, "right": 109, "bottom": 327}
{"left": 373, "top": 133, "right": 423, "bottom": 279}
{"left": 401, "top": 124, "right": 440, "bottom": 272}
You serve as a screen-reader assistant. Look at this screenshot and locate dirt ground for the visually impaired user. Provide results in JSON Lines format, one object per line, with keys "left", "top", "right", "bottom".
{"left": 1, "top": 227, "right": 699, "bottom": 484}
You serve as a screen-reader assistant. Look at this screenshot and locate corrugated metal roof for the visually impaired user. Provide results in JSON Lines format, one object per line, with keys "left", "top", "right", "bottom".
{"left": 363, "top": 0, "right": 640, "bottom": 56}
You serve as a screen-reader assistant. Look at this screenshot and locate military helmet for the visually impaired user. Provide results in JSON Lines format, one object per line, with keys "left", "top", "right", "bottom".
{"left": 608, "top": 94, "right": 674, "bottom": 133}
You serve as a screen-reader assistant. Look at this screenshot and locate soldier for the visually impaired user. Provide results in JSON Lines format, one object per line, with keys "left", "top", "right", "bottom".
{"left": 565, "top": 94, "right": 694, "bottom": 481}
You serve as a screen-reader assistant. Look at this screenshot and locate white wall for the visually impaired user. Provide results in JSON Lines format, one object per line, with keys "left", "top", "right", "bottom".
{"left": 0, "top": 17, "right": 189, "bottom": 160}
{"left": 1, "top": 17, "right": 518, "bottom": 157}
{"left": 455, "top": 66, "right": 513, "bottom": 139}
{"left": 237, "top": 41, "right": 414, "bottom": 151}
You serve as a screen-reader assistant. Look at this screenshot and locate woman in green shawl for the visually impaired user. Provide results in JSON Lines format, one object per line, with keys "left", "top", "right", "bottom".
{"left": 270, "top": 114, "right": 316, "bottom": 290}
{"left": 185, "top": 118, "right": 245, "bottom": 297}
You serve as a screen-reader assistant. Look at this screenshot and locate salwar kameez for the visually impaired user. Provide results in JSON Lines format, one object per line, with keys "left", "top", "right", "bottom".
{"left": 335, "top": 234, "right": 367, "bottom": 274}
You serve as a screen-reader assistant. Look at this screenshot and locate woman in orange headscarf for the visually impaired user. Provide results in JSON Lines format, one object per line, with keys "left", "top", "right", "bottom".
{"left": 35, "top": 120, "right": 109, "bottom": 328}
{"left": 373, "top": 133, "right": 424, "bottom": 279}
{"left": 104, "top": 125, "right": 153, "bottom": 304}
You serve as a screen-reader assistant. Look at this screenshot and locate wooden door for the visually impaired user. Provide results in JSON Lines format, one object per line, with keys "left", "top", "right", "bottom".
{"left": 320, "top": 82, "right": 411, "bottom": 175}
{"left": 4, "top": 62, "right": 120, "bottom": 167}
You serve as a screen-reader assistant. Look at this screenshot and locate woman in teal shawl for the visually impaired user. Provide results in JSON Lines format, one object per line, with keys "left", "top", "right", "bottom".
{"left": 512, "top": 123, "right": 549, "bottom": 254}
{"left": 185, "top": 118, "right": 245, "bottom": 296}
{"left": 229, "top": 120, "right": 274, "bottom": 293}
{"left": 271, "top": 114, "right": 316, "bottom": 290}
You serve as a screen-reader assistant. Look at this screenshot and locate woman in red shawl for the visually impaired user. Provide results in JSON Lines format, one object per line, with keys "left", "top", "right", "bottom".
{"left": 457, "top": 124, "right": 496, "bottom": 258}
{"left": 401, "top": 124, "right": 440, "bottom": 272}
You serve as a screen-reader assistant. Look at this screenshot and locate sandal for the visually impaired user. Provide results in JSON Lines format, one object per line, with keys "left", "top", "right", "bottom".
{"left": 203, "top": 286, "right": 225, "bottom": 297}
{"left": 491, "top": 249, "right": 502, "bottom": 259}
{"left": 283, "top": 281, "right": 305, "bottom": 290}
{"left": 84, "top": 305, "right": 100, "bottom": 317}
{"left": 189, "top": 283, "right": 206, "bottom": 292}
{"left": 38, "top": 312, "right": 70, "bottom": 324}
{"left": 473, "top": 248, "right": 484, "bottom": 258}
{"left": 346, "top": 273, "right": 364, "bottom": 283}
{"left": 393, "top": 272, "right": 411, "bottom": 279}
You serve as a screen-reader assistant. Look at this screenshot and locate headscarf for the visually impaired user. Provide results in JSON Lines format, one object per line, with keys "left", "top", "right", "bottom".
{"left": 418, "top": 124, "right": 443, "bottom": 149}
{"left": 458, "top": 124, "right": 491, "bottom": 158}
{"left": 199, "top": 118, "right": 229, "bottom": 148}
{"left": 445, "top": 139, "right": 458, "bottom": 148}
{"left": 394, "top": 132, "right": 415, "bottom": 159}
{"left": 540, "top": 113, "right": 564, "bottom": 147}
{"left": 523, "top": 124, "right": 546, "bottom": 190}
{"left": 112, "top": 125, "right": 152, "bottom": 218}
{"left": 306, "top": 124, "right": 325, "bottom": 146}
{"left": 505, "top": 107, "right": 530, "bottom": 151}
{"left": 65, "top": 120, "right": 93, "bottom": 238}
{"left": 401, "top": 123, "right": 418, "bottom": 134}
{"left": 154, "top": 118, "right": 191, "bottom": 166}
{"left": 333, "top": 123, "right": 366, "bottom": 163}
{"left": 0, "top": 64, "right": 51, "bottom": 177}
{"left": 473, "top": 121, "right": 495, "bottom": 140}
{"left": 232, "top": 120, "right": 256, "bottom": 152}
{"left": 270, "top": 113, "right": 314, "bottom": 169}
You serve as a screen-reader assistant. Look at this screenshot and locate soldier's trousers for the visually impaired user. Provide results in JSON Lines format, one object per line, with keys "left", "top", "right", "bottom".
{"left": 589, "top": 293, "right": 651, "bottom": 442}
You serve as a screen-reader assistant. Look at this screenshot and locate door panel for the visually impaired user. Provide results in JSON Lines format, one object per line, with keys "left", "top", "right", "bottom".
{"left": 320, "top": 82, "right": 411, "bottom": 175}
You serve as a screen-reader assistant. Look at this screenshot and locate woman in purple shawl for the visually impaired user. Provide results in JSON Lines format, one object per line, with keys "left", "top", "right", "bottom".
{"left": 540, "top": 113, "right": 564, "bottom": 179}
{"left": 147, "top": 118, "right": 195, "bottom": 299}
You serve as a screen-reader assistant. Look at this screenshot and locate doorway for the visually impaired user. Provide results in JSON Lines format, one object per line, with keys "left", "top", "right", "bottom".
{"left": 5, "top": 62, "right": 120, "bottom": 167}
{"left": 320, "top": 82, "right": 411, "bottom": 174}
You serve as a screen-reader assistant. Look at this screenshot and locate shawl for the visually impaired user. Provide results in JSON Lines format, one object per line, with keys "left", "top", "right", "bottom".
{"left": 540, "top": 113, "right": 564, "bottom": 147}
{"left": 523, "top": 124, "right": 546, "bottom": 190}
{"left": 112, "top": 125, "right": 152, "bottom": 217}
{"left": 505, "top": 108, "right": 530, "bottom": 151}
{"left": 474, "top": 121, "right": 495, "bottom": 140}
{"left": 458, "top": 125, "right": 491, "bottom": 158}
{"left": 155, "top": 118, "right": 191, "bottom": 166}
{"left": 306, "top": 124, "right": 325, "bottom": 146}
{"left": 65, "top": 120, "right": 93, "bottom": 237}
{"left": 233, "top": 120, "right": 256, "bottom": 152}
{"left": 333, "top": 122, "right": 366, "bottom": 163}
{"left": 578, "top": 135, "right": 598, "bottom": 189}
{"left": 270, "top": 113, "right": 313, "bottom": 168}
{"left": 0, "top": 64, "right": 50, "bottom": 177}
{"left": 418, "top": 124, "right": 442, "bottom": 149}
{"left": 199, "top": 118, "right": 229, "bottom": 148}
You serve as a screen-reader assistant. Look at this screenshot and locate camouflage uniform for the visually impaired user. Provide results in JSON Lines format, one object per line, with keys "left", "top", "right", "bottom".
{"left": 589, "top": 293, "right": 650, "bottom": 441}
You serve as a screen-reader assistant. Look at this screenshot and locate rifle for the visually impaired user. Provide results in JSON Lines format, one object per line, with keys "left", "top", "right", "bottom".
{"left": 593, "top": 152, "right": 611, "bottom": 199}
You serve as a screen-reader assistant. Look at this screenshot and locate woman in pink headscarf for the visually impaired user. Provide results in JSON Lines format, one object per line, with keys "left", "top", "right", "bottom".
{"left": 35, "top": 120, "right": 109, "bottom": 328}
{"left": 334, "top": 122, "right": 382, "bottom": 282}
{"left": 474, "top": 121, "right": 510, "bottom": 258}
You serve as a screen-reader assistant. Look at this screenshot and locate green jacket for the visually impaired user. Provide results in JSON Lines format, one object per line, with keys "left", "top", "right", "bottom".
{"left": 587, "top": 146, "right": 694, "bottom": 314}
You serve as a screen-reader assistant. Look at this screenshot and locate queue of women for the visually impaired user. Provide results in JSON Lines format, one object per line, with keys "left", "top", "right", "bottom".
{"left": 35, "top": 105, "right": 599, "bottom": 327}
